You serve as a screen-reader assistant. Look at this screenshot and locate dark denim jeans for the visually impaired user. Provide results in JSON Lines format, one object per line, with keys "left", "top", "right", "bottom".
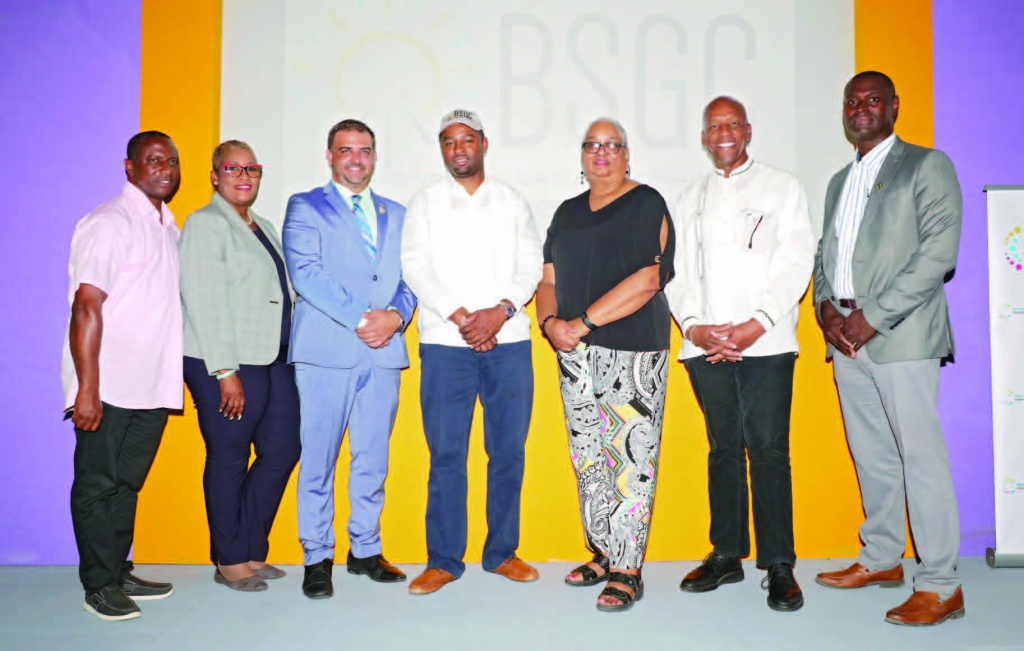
{"left": 420, "top": 341, "right": 533, "bottom": 578}
{"left": 685, "top": 352, "right": 796, "bottom": 565}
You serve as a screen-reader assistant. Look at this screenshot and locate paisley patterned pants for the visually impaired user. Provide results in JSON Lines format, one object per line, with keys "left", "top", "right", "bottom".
{"left": 556, "top": 344, "right": 668, "bottom": 569}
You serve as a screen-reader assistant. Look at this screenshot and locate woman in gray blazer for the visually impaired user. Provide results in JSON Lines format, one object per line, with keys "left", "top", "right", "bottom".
{"left": 180, "top": 140, "right": 300, "bottom": 592}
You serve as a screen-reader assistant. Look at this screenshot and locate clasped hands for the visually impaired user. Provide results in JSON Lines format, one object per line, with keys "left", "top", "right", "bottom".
{"left": 688, "top": 318, "right": 766, "bottom": 364}
{"left": 819, "top": 302, "right": 876, "bottom": 358}
{"left": 356, "top": 309, "right": 403, "bottom": 349}
{"left": 450, "top": 305, "right": 505, "bottom": 353}
{"left": 544, "top": 316, "right": 591, "bottom": 352}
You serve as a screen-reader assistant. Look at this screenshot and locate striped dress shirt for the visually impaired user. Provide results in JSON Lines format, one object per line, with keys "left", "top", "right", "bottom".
{"left": 832, "top": 132, "right": 896, "bottom": 298}
{"left": 332, "top": 180, "right": 378, "bottom": 247}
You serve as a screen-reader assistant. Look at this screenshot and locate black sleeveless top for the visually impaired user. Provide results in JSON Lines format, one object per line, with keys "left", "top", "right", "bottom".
{"left": 543, "top": 184, "right": 675, "bottom": 352}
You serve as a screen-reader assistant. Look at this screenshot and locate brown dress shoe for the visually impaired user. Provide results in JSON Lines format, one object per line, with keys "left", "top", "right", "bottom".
{"left": 408, "top": 568, "right": 457, "bottom": 595}
{"left": 815, "top": 562, "right": 904, "bottom": 589}
{"left": 486, "top": 556, "right": 540, "bottom": 582}
{"left": 885, "top": 587, "right": 965, "bottom": 626}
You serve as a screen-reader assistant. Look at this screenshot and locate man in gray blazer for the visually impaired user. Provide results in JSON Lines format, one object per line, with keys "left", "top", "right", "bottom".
{"left": 812, "top": 71, "right": 964, "bottom": 626}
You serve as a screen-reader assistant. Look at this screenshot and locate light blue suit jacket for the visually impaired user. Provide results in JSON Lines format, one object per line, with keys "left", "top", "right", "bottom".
{"left": 283, "top": 182, "right": 416, "bottom": 369}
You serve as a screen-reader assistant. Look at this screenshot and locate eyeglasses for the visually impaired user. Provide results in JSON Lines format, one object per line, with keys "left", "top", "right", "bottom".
{"left": 221, "top": 163, "right": 263, "bottom": 178}
{"left": 582, "top": 141, "right": 626, "bottom": 155}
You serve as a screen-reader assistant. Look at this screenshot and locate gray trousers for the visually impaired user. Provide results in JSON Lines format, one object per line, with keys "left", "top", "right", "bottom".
{"left": 832, "top": 346, "right": 960, "bottom": 596}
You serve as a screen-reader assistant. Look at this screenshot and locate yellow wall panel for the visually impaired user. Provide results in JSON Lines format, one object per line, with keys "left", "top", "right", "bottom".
{"left": 855, "top": 0, "right": 934, "bottom": 147}
{"left": 135, "top": 0, "right": 223, "bottom": 563}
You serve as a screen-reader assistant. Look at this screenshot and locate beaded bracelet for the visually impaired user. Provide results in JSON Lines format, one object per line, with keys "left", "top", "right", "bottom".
{"left": 539, "top": 314, "right": 556, "bottom": 335}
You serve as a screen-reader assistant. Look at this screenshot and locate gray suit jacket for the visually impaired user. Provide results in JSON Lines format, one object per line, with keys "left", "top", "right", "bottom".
{"left": 180, "top": 192, "right": 296, "bottom": 375}
{"left": 812, "top": 137, "right": 962, "bottom": 363}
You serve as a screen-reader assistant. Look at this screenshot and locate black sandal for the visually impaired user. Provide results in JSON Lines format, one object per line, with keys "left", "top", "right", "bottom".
{"left": 564, "top": 553, "right": 610, "bottom": 587}
{"left": 596, "top": 571, "right": 644, "bottom": 612}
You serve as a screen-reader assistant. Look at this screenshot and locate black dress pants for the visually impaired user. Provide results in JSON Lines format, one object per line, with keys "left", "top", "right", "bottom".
{"left": 685, "top": 353, "right": 797, "bottom": 566}
{"left": 70, "top": 404, "right": 167, "bottom": 593}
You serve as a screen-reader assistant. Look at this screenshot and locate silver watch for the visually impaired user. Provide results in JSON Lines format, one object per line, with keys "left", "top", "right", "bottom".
{"left": 386, "top": 306, "right": 406, "bottom": 333}
{"left": 500, "top": 301, "right": 516, "bottom": 320}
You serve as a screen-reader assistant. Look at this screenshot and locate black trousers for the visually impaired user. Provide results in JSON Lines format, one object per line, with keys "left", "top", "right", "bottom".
{"left": 685, "top": 353, "right": 797, "bottom": 566}
{"left": 184, "top": 349, "right": 300, "bottom": 566}
{"left": 70, "top": 404, "right": 167, "bottom": 593}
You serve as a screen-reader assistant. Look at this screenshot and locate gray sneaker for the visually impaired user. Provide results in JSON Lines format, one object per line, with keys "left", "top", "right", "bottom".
{"left": 84, "top": 585, "right": 141, "bottom": 621}
{"left": 121, "top": 573, "right": 174, "bottom": 600}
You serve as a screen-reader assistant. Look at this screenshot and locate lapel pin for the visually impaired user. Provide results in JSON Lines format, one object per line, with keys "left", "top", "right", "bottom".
{"left": 378, "top": 205, "right": 385, "bottom": 214}
{"left": 876, "top": 182, "right": 883, "bottom": 190}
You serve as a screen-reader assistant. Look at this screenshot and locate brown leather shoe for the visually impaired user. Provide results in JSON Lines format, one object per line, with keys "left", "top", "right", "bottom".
{"left": 486, "top": 556, "right": 540, "bottom": 582}
{"left": 885, "top": 587, "right": 965, "bottom": 626}
{"left": 408, "top": 568, "right": 457, "bottom": 595}
{"left": 815, "top": 562, "right": 904, "bottom": 589}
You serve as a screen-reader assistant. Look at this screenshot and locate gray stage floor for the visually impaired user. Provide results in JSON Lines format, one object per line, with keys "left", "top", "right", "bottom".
{"left": 1, "top": 558, "right": 1020, "bottom": 651}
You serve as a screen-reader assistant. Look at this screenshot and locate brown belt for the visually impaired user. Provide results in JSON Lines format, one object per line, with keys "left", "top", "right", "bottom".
{"left": 838, "top": 298, "right": 858, "bottom": 309}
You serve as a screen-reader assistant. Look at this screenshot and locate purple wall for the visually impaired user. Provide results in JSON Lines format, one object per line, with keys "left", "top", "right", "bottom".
{"left": 933, "top": 1, "right": 1024, "bottom": 555}
{"left": 0, "top": 1, "right": 140, "bottom": 563}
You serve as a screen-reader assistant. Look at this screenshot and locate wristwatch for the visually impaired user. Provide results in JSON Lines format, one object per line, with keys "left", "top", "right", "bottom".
{"left": 499, "top": 299, "right": 516, "bottom": 321}
{"left": 386, "top": 306, "right": 406, "bottom": 333}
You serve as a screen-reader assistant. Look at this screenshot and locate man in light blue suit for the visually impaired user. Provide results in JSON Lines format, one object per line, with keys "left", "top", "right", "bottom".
{"left": 283, "top": 119, "right": 416, "bottom": 599}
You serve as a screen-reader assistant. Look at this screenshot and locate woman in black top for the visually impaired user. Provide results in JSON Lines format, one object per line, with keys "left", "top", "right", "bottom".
{"left": 536, "top": 118, "right": 674, "bottom": 613}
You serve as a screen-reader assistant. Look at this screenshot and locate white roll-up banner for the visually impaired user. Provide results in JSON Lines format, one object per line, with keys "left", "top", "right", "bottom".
{"left": 986, "top": 185, "right": 1024, "bottom": 568}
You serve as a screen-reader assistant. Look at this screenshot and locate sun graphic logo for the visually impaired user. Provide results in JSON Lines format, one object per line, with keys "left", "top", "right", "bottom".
{"left": 1004, "top": 225, "right": 1024, "bottom": 271}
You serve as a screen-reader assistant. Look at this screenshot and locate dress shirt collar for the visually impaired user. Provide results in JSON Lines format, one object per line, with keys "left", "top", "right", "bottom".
{"left": 713, "top": 156, "right": 755, "bottom": 178}
{"left": 121, "top": 181, "right": 174, "bottom": 226}
{"left": 331, "top": 180, "right": 373, "bottom": 208}
{"left": 854, "top": 132, "right": 896, "bottom": 166}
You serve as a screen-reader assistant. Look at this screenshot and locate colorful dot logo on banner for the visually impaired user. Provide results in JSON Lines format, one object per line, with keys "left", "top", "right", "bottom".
{"left": 1005, "top": 226, "right": 1024, "bottom": 271}
{"left": 997, "top": 303, "right": 1024, "bottom": 320}
{"left": 1003, "top": 478, "right": 1024, "bottom": 495}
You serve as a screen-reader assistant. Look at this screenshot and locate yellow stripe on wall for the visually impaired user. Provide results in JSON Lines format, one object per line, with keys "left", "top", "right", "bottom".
{"left": 135, "top": 1, "right": 934, "bottom": 565}
{"left": 855, "top": 0, "right": 934, "bottom": 147}
{"left": 135, "top": 0, "right": 224, "bottom": 563}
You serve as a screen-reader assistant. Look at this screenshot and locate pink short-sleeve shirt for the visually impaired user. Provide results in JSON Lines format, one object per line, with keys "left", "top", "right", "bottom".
{"left": 61, "top": 182, "right": 183, "bottom": 411}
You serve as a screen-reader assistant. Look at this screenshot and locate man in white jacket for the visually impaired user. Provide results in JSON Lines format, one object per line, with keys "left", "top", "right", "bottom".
{"left": 665, "top": 96, "right": 815, "bottom": 612}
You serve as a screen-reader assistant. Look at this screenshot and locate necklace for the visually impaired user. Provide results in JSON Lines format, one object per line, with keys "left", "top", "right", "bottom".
{"left": 241, "top": 211, "right": 253, "bottom": 226}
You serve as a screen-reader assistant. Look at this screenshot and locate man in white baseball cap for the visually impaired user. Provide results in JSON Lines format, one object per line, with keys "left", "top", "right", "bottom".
{"left": 402, "top": 109, "right": 543, "bottom": 594}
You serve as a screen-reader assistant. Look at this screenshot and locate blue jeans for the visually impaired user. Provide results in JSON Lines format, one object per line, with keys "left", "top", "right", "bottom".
{"left": 684, "top": 352, "right": 797, "bottom": 566}
{"left": 420, "top": 341, "right": 533, "bottom": 577}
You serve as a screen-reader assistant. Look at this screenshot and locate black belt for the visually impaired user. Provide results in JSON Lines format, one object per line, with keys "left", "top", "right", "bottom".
{"left": 838, "top": 298, "right": 858, "bottom": 309}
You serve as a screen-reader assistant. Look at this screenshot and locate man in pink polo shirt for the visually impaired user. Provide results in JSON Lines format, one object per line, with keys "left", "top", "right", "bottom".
{"left": 61, "top": 131, "right": 183, "bottom": 622}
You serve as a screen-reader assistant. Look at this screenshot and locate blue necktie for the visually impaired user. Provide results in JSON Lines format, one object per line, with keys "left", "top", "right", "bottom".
{"left": 351, "top": 194, "right": 376, "bottom": 262}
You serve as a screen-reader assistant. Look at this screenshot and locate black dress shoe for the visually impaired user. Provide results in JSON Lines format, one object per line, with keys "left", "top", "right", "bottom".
{"left": 679, "top": 552, "right": 744, "bottom": 592}
{"left": 120, "top": 572, "right": 174, "bottom": 600}
{"left": 763, "top": 562, "right": 804, "bottom": 612}
{"left": 346, "top": 550, "right": 407, "bottom": 583}
{"left": 302, "top": 559, "right": 334, "bottom": 599}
